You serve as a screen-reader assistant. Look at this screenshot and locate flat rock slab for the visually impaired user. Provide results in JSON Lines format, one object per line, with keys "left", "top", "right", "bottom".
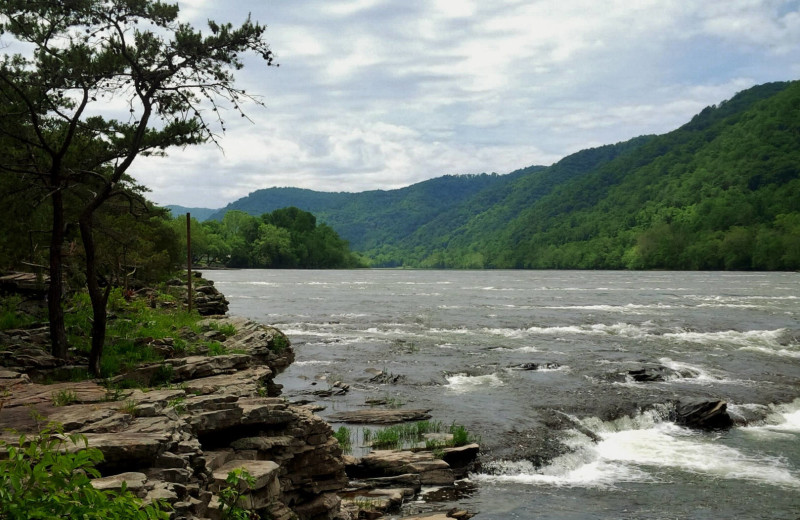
{"left": 3, "top": 381, "right": 108, "bottom": 408}
{"left": 90, "top": 472, "right": 148, "bottom": 493}
{"left": 327, "top": 409, "right": 432, "bottom": 424}
{"left": 181, "top": 367, "right": 272, "bottom": 396}
{"left": 213, "top": 459, "right": 280, "bottom": 493}
{"left": 46, "top": 402, "right": 126, "bottom": 432}
{"left": 353, "top": 450, "right": 454, "bottom": 485}
{"left": 82, "top": 432, "right": 170, "bottom": 465}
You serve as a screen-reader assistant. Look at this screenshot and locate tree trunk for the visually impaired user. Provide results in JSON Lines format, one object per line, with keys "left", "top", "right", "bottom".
{"left": 80, "top": 214, "right": 108, "bottom": 377}
{"left": 48, "top": 189, "right": 68, "bottom": 359}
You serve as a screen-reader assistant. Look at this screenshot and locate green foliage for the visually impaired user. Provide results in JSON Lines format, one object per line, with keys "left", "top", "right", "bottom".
{"left": 333, "top": 426, "right": 352, "bottom": 454}
{"left": 0, "top": 295, "right": 38, "bottom": 330}
{"left": 449, "top": 422, "right": 479, "bottom": 447}
{"left": 270, "top": 333, "right": 289, "bottom": 352}
{"left": 118, "top": 399, "right": 139, "bottom": 416}
{"left": 219, "top": 468, "right": 257, "bottom": 520}
{"left": 150, "top": 364, "right": 174, "bottom": 387}
{"left": 0, "top": 427, "right": 168, "bottom": 519}
{"left": 63, "top": 289, "right": 211, "bottom": 379}
{"left": 365, "top": 421, "right": 444, "bottom": 450}
{"left": 179, "top": 207, "right": 364, "bottom": 268}
{"left": 362, "top": 421, "right": 477, "bottom": 451}
{"left": 167, "top": 396, "right": 187, "bottom": 415}
{"left": 51, "top": 389, "right": 78, "bottom": 407}
{"left": 211, "top": 322, "right": 238, "bottom": 338}
{"left": 206, "top": 341, "right": 227, "bottom": 356}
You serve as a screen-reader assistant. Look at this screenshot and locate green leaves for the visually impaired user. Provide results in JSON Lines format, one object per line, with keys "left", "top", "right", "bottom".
{"left": 0, "top": 427, "right": 168, "bottom": 519}
{"left": 219, "top": 468, "right": 256, "bottom": 520}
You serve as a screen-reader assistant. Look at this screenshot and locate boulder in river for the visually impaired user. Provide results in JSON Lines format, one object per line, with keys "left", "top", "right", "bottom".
{"left": 674, "top": 398, "right": 733, "bottom": 430}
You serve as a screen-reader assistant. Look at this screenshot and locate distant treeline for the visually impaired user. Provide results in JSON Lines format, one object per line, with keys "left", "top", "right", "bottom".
{"left": 171, "top": 207, "right": 365, "bottom": 269}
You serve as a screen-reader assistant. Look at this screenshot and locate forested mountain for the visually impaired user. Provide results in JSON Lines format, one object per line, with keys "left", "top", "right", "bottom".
{"left": 205, "top": 81, "right": 800, "bottom": 270}
{"left": 208, "top": 173, "right": 519, "bottom": 251}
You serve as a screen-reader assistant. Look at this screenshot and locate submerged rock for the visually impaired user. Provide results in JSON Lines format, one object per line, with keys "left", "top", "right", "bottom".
{"left": 328, "top": 408, "right": 432, "bottom": 424}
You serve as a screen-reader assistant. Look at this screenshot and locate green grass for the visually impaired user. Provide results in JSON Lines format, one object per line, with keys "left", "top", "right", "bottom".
{"left": 364, "top": 421, "right": 443, "bottom": 450}
{"left": 209, "top": 322, "right": 237, "bottom": 337}
{"left": 0, "top": 295, "right": 39, "bottom": 330}
{"left": 362, "top": 421, "right": 478, "bottom": 451}
{"left": 333, "top": 426, "right": 352, "bottom": 453}
{"left": 64, "top": 288, "right": 209, "bottom": 378}
{"left": 51, "top": 389, "right": 78, "bottom": 407}
{"left": 205, "top": 341, "right": 227, "bottom": 356}
{"left": 270, "top": 333, "right": 289, "bottom": 352}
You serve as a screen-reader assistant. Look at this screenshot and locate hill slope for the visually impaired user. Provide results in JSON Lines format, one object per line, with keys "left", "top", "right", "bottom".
{"left": 209, "top": 81, "right": 800, "bottom": 270}
{"left": 411, "top": 81, "right": 799, "bottom": 269}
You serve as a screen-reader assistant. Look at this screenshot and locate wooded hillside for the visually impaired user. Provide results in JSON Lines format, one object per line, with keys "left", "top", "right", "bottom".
{"left": 201, "top": 81, "right": 800, "bottom": 270}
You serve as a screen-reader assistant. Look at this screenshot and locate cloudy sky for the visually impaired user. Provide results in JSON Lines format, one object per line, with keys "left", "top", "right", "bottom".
{"left": 130, "top": 0, "right": 800, "bottom": 208}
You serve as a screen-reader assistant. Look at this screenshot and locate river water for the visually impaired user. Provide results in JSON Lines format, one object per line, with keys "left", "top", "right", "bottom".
{"left": 209, "top": 269, "right": 800, "bottom": 519}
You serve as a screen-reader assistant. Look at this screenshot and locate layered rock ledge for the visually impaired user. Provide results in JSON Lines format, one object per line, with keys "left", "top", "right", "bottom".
{"left": 0, "top": 315, "right": 480, "bottom": 520}
{"left": 0, "top": 317, "right": 347, "bottom": 520}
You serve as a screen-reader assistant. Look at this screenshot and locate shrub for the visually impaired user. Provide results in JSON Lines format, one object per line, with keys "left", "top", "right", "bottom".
{"left": 0, "top": 427, "right": 168, "bottom": 519}
{"left": 219, "top": 468, "right": 256, "bottom": 520}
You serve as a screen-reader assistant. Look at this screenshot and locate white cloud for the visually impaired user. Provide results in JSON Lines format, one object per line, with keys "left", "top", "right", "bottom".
{"left": 120, "top": 0, "right": 800, "bottom": 207}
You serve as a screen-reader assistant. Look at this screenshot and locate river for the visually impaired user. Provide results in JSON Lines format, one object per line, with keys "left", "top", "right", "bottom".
{"left": 208, "top": 269, "right": 800, "bottom": 519}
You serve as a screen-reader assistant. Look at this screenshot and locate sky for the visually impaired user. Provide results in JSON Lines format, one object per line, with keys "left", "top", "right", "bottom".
{"left": 128, "top": 0, "right": 800, "bottom": 208}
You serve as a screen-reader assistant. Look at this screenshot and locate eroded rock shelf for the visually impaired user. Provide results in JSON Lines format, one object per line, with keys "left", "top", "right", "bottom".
{"left": 0, "top": 316, "right": 478, "bottom": 520}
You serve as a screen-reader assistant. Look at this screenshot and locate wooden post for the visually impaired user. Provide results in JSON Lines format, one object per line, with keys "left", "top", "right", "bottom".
{"left": 186, "top": 212, "right": 193, "bottom": 313}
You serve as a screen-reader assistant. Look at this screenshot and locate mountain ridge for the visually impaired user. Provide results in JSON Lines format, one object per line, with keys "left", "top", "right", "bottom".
{"left": 174, "top": 80, "right": 800, "bottom": 270}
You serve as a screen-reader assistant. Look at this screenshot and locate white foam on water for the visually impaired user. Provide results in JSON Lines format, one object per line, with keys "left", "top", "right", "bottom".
{"left": 444, "top": 373, "right": 504, "bottom": 392}
{"left": 293, "top": 360, "right": 333, "bottom": 366}
{"left": 509, "top": 346, "right": 540, "bottom": 353}
{"left": 430, "top": 327, "right": 474, "bottom": 335}
{"left": 663, "top": 328, "right": 788, "bottom": 347}
{"left": 524, "top": 322, "right": 655, "bottom": 338}
{"left": 474, "top": 455, "right": 649, "bottom": 488}
{"left": 478, "top": 411, "right": 800, "bottom": 489}
{"left": 744, "top": 399, "right": 800, "bottom": 437}
{"left": 738, "top": 345, "right": 800, "bottom": 358}
{"left": 656, "top": 357, "right": 732, "bottom": 383}
{"left": 543, "top": 304, "right": 677, "bottom": 313}
{"left": 483, "top": 327, "right": 527, "bottom": 338}
{"left": 592, "top": 423, "right": 799, "bottom": 487}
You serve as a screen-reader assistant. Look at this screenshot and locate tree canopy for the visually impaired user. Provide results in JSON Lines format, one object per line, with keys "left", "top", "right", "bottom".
{"left": 0, "top": 0, "right": 276, "bottom": 373}
{"left": 171, "top": 207, "right": 364, "bottom": 269}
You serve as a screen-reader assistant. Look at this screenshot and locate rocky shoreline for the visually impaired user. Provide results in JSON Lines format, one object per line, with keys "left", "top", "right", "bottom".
{"left": 0, "top": 307, "right": 479, "bottom": 520}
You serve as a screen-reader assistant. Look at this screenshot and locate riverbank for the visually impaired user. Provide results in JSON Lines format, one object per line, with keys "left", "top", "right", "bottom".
{"left": 0, "top": 279, "right": 480, "bottom": 520}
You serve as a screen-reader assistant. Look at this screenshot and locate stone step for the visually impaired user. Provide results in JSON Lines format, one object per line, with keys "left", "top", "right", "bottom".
{"left": 212, "top": 459, "right": 281, "bottom": 495}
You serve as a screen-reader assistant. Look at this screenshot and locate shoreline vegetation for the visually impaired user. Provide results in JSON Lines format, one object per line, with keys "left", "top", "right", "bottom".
{"left": 0, "top": 275, "right": 481, "bottom": 520}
